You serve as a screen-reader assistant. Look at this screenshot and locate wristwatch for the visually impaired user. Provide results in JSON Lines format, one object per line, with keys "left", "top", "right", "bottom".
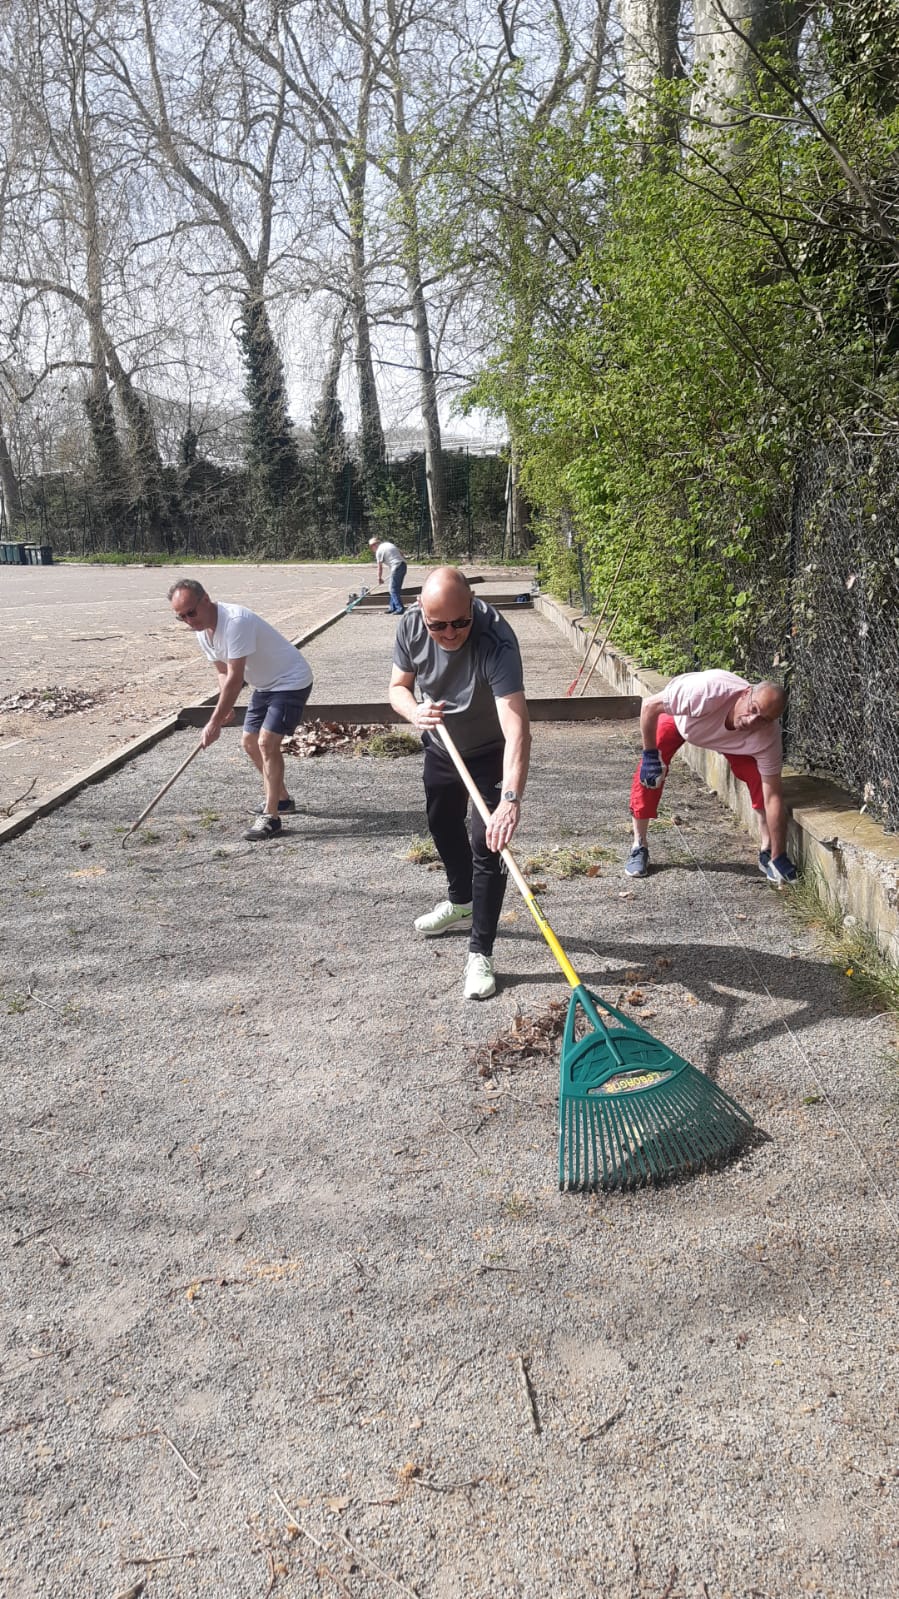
{"left": 502, "top": 790, "right": 520, "bottom": 804}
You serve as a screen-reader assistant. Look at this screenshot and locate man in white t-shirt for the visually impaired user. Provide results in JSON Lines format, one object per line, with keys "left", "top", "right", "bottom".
{"left": 168, "top": 579, "right": 313, "bottom": 841}
{"left": 625, "top": 670, "right": 798, "bottom": 885}
{"left": 368, "top": 537, "right": 407, "bottom": 614}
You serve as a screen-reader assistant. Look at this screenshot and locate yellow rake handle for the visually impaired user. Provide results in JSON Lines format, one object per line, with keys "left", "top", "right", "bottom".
{"left": 434, "top": 721, "right": 582, "bottom": 992}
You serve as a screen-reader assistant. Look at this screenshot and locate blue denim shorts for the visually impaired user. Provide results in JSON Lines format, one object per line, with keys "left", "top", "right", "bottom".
{"left": 244, "top": 684, "right": 312, "bottom": 736}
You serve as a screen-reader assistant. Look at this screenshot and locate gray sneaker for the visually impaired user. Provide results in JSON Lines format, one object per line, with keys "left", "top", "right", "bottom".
{"left": 244, "top": 814, "right": 282, "bottom": 841}
{"left": 414, "top": 899, "right": 473, "bottom": 936}
{"left": 624, "top": 843, "right": 649, "bottom": 878}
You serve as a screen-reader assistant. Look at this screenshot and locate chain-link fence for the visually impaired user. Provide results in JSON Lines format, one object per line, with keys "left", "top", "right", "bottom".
{"left": 775, "top": 437, "right": 899, "bottom": 831}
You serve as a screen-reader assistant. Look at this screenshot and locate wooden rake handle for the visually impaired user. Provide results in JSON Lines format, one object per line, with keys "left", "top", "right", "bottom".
{"left": 565, "top": 537, "right": 631, "bottom": 697}
{"left": 433, "top": 721, "right": 582, "bottom": 992}
{"left": 121, "top": 740, "right": 204, "bottom": 847}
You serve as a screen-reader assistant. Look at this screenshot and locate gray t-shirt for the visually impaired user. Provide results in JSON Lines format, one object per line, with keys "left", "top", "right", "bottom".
{"left": 393, "top": 598, "right": 525, "bottom": 756}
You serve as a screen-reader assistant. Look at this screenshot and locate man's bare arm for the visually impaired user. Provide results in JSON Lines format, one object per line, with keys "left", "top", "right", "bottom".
{"left": 762, "top": 774, "right": 788, "bottom": 859}
{"left": 639, "top": 691, "right": 667, "bottom": 750}
{"left": 203, "top": 657, "right": 247, "bottom": 746}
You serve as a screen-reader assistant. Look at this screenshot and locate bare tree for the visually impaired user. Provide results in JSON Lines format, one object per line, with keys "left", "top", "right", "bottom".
{"left": 98, "top": 0, "right": 309, "bottom": 512}
{"left": 0, "top": 0, "right": 178, "bottom": 530}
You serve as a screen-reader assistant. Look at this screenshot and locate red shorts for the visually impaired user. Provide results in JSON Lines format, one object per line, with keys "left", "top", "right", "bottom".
{"left": 630, "top": 714, "right": 765, "bottom": 819}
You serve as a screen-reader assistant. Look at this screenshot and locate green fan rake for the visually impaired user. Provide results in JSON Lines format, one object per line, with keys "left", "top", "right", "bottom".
{"left": 435, "top": 723, "right": 760, "bottom": 1193}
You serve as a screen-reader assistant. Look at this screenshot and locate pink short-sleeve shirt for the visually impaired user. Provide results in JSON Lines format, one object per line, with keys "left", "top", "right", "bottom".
{"left": 662, "top": 670, "right": 783, "bottom": 776}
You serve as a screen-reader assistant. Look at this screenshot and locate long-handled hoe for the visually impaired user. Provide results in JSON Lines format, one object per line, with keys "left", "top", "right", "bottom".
{"left": 435, "top": 722, "right": 761, "bottom": 1191}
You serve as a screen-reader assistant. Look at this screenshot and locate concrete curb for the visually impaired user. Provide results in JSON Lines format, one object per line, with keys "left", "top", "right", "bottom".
{"left": 535, "top": 591, "right": 899, "bottom": 964}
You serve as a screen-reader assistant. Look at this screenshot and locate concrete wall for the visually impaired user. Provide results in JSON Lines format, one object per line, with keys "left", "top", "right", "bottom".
{"left": 536, "top": 593, "right": 899, "bottom": 965}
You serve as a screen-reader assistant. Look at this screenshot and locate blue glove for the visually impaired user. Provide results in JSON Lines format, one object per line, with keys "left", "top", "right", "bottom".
{"left": 639, "top": 748, "right": 666, "bottom": 788}
{"left": 766, "top": 853, "right": 798, "bottom": 884}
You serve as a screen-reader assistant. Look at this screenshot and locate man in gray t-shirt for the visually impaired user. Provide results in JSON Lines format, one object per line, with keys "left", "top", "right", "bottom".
{"left": 389, "top": 567, "right": 531, "bottom": 1001}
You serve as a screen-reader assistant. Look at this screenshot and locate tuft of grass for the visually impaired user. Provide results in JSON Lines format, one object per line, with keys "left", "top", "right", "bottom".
{"left": 5, "top": 994, "right": 27, "bottom": 1014}
{"left": 199, "top": 810, "right": 220, "bottom": 827}
{"left": 785, "top": 871, "right": 899, "bottom": 1016}
{"left": 361, "top": 730, "right": 421, "bottom": 759}
{"left": 522, "top": 842, "right": 615, "bottom": 879}
{"left": 405, "top": 834, "right": 439, "bottom": 865}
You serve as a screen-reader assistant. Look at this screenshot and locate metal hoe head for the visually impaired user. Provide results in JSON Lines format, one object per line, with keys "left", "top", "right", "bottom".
{"left": 559, "top": 986, "right": 758, "bottom": 1192}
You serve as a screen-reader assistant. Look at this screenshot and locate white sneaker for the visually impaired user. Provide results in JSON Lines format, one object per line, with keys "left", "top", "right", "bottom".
{"left": 414, "top": 899, "right": 473, "bottom": 936}
{"left": 464, "top": 952, "right": 496, "bottom": 1000}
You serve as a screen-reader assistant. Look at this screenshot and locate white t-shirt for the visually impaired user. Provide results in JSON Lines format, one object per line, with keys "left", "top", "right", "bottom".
{"left": 375, "top": 541, "right": 404, "bottom": 570}
{"left": 662, "top": 670, "right": 783, "bottom": 776}
{"left": 195, "top": 602, "right": 313, "bottom": 693}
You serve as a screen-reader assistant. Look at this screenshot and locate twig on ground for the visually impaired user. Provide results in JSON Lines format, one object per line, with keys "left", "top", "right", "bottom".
{"left": 436, "top": 1111, "right": 480, "bottom": 1161}
{"left": 26, "top": 984, "right": 65, "bottom": 1013}
{"left": 2, "top": 778, "right": 37, "bottom": 816}
{"left": 659, "top": 1567, "right": 679, "bottom": 1599}
{"left": 272, "top": 1489, "right": 324, "bottom": 1549}
{"left": 12, "top": 1225, "right": 51, "bottom": 1248}
{"left": 154, "top": 1426, "right": 201, "bottom": 1483}
{"left": 263, "top": 1549, "right": 277, "bottom": 1597}
{"left": 515, "top": 1353, "right": 542, "bottom": 1436}
{"left": 44, "top": 1239, "right": 71, "bottom": 1267}
{"left": 430, "top": 1349, "right": 485, "bottom": 1405}
{"left": 336, "top": 1530, "right": 419, "bottom": 1598}
{"left": 113, "top": 1582, "right": 146, "bottom": 1599}
{"left": 413, "top": 1474, "right": 483, "bottom": 1495}
{"left": 576, "top": 1402, "right": 628, "bottom": 1442}
{"left": 124, "top": 1548, "right": 217, "bottom": 1567}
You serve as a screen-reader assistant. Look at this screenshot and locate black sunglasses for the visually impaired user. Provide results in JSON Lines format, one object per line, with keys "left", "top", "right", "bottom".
{"left": 423, "top": 613, "right": 472, "bottom": 633}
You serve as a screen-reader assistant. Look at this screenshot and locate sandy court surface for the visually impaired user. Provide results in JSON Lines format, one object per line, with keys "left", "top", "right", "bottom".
{"left": 0, "top": 573, "right": 896, "bottom": 1597}
{"left": 0, "top": 678, "right": 895, "bottom": 1596}
{"left": 0, "top": 561, "right": 533, "bottom": 811}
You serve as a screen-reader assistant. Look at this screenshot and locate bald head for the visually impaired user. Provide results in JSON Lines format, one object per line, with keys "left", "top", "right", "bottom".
{"left": 421, "top": 567, "right": 472, "bottom": 613}
{"left": 418, "top": 568, "right": 474, "bottom": 649}
{"left": 753, "top": 681, "right": 786, "bottom": 720}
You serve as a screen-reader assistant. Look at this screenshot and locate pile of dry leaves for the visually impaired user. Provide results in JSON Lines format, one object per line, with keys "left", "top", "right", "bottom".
{"left": 282, "top": 719, "right": 374, "bottom": 757}
{"left": 0, "top": 685, "right": 101, "bottom": 718}
{"left": 468, "top": 1001, "right": 568, "bottom": 1081}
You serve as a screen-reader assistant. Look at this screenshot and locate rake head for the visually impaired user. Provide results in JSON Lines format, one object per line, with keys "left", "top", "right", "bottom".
{"left": 558, "top": 987, "right": 759, "bottom": 1192}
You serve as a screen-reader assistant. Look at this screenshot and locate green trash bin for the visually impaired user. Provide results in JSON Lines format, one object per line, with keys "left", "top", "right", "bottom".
{"left": 36, "top": 544, "right": 54, "bottom": 565}
{"left": 2, "top": 541, "right": 27, "bottom": 564}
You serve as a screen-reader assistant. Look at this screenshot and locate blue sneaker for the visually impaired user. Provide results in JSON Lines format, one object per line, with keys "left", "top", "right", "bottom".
{"left": 253, "top": 797, "right": 297, "bottom": 815}
{"left": 766, "top": 853, "right": 798, "bottom": 885}
{"left": 758, "top": 849, "right": 771, "bottom": 875}
{"left": 624, "top": 843, "right": 649, "bottom": 879}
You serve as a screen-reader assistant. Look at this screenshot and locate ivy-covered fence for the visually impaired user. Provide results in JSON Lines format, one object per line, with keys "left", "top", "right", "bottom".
{"left": 2, "top": 447, "right": 515, "bottom": 565}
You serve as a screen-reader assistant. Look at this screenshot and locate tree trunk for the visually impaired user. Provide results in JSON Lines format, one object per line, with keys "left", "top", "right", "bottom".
{"left": 690, "top": 0, "right": 810, "bottom": 128}
{"left": 620, "top": 0, "right": 682, "bottom": 124}
{"left": 505, "top": 448, "right": 530, "bottom": 555}
{"left": 385, "top": 5, "right": 447, "bottom": 546}
{"left": 0, "top": 411, "right": 23, "bottom": 535}
{"left": 348, "top": 160, "right": 386, "bottom": 495}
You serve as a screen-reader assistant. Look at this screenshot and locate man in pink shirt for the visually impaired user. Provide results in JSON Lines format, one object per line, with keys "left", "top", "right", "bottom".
{"left": 625, "top": 670, "right": 798, "bottom": 885}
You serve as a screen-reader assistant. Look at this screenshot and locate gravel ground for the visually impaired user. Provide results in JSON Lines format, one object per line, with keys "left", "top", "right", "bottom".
{"left": 1, "top": 601, "right": 897, "bottom": 1599}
